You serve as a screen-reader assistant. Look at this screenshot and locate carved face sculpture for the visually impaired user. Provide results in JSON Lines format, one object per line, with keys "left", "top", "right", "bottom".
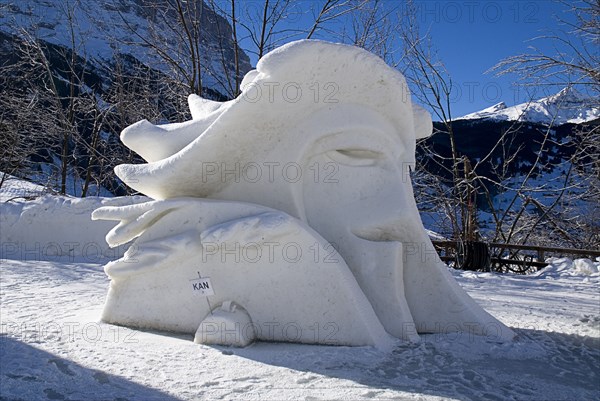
{"left": 300, "top": 125, "right": 421, "bottom": 340}
{"left": 96, "top": 40, "right": 514, "bottom": 347}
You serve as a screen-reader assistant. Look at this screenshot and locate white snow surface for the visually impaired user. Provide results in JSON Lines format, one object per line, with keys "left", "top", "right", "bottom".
{"left": 0, "top": 174, "right": 49, "bottom": 202}
{"left": 1, "top": 181, "right": 599, "bottom": 400}
{"left": 457, "top": 87, "right": 600, "bottom": 125}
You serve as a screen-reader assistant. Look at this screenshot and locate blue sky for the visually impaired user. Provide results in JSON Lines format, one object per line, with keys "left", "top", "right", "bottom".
{"left": 238, "top": 0, "right": 580, "bottom": 117}
{"left": 417, "top": 0, "right": 578, "bottom": 116}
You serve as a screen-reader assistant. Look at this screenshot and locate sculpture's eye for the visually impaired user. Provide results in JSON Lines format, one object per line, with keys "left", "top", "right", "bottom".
{"left": 327, "top": 149, "right": 384, "bottom": 166}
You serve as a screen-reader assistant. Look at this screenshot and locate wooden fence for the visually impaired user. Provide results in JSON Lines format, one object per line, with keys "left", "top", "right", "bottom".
{"left": 431, "top": 240, "right": 600, "bottom": 274}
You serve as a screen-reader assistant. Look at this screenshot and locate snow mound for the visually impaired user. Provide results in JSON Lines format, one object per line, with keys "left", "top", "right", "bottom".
{"left": 0, "top": 174, "right": 49, "bottom": 202}
{"left": 94, "top": 199, "right": 397, "bottom": 349}
{"left": 536, "top": 257, "right": 600, "bottom": 279}
{"left": 1, "top": 176, "right": 148, "bottom": 262}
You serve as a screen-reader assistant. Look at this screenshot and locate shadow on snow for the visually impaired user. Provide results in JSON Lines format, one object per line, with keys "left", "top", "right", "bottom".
{"left": 229, "top": 328, "right": 600, "bottom": 401}
{"left": 0, "top": 336, "right": 182, "bottom": 401}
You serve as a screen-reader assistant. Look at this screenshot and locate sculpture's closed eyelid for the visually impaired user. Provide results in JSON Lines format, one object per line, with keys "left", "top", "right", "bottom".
{"left": 327, "top": 149, "right": 385, "bottom": 166}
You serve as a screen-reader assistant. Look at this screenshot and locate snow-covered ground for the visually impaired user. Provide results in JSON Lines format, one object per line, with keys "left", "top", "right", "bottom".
{"left": 2, "top": 256, "right": 598, "bottom": 400}
{"left": 1, "top": 181, "right": 599, "bottom": 401}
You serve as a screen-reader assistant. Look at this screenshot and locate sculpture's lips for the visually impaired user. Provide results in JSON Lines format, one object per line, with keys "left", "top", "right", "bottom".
{"left": 351, "top": 225, "right": 404, "bottom": 242}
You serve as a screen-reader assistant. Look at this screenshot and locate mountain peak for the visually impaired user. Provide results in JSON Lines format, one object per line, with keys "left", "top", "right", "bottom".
{"left": 456, "top": 87, "right": 599, "bottom": 125}
{"left": 458, "top": 102, "right": 507, "bottom": 121}
{"left": 542, "top": 86, "right": 586, "bottom": 105}
{"left": 486, "top": 102, "right": 507, "bottom": 112}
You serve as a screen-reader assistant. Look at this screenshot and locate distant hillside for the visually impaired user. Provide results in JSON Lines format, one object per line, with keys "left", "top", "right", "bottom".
{"left": 0, "top": 0, "right": 251, "bottom": 196}
{"left": 415, "top": 113, "right": 599, "bottom": 247}
{"left": 420, "top": 119, "right": 580, "bottom": 184}
{"left": 0, "top": 0, "right": 251, "bottom": 98}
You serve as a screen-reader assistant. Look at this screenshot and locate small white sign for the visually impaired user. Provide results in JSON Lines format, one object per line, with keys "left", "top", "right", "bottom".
{"left": 190, "top": 277, "right": 214, "bottom": 296}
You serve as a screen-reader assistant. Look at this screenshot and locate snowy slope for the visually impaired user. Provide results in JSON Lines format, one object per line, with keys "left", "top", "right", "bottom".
{"left": 458, "top": 87, "right": 600, "bottom": 125}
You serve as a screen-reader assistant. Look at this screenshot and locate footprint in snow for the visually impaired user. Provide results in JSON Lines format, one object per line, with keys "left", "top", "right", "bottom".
{"left": 48, "top": 358, "right": 75, "bottom": 377}
{"left": 43, "top": 388, "right": 66, "bottom": 400}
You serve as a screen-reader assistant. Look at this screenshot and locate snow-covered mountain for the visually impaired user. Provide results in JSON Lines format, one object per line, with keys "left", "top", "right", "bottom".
{"left": 0, "top": 0, "right": 251, "bottom": 98}
{"left": 457, "top": 87, "right": 599, "bottom": 125}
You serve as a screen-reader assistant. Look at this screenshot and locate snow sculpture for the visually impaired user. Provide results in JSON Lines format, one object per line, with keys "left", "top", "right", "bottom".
{"left": 93, "top": 40, "right": 514, "bottom": 348}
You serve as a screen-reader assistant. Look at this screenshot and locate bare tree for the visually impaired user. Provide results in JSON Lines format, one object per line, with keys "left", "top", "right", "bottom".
{"left": 0, "top": 1, "right": 131, "bottom": 197}
{"left": 398, "top": 1, "right": 475, "bottom": 243}
{"left": 114, "top": 0, "right": 206, "bottom": 96}
{"left": 237, "top": 0, "right": 298, "bottom": 59}
{"left": 0, "top": 72, "right": 43, "bottom": 189}
{"left": 305, "top": 0, "right": 368, "bottom": 40}
{"left": 398, "top": 0, "right": 600, "bottom": 262}
{"left": 489, "top": 0, "right": 600, "bottom": 249}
